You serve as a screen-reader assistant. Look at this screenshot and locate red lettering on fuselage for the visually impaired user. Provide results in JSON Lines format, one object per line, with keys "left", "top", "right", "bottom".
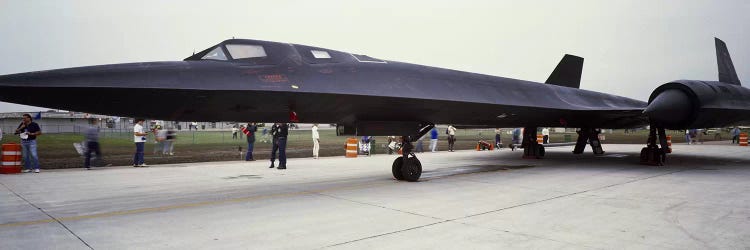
{"left": 259, "top": 74, "right": 289, "bottom": 83}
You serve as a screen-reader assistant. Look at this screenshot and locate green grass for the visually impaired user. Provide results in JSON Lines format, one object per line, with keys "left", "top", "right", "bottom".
{"left": 0, "top": 128, "right": 736, "bottom": 169}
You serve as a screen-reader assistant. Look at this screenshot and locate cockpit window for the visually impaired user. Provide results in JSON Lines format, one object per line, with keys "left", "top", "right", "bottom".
{"left": 311, "top": 50, "right": 331, "bottom": 59}
{"left": 351, "top": 54, "right": 386, "bottom": 63}
{"left": 226, "top": 44, "right": 267, "bottom": 59}
{"left": 293, "top": 44, "right": 351, "bottom": 64}
{"left": 201, "top": 47, "right": 227, "bottom": 61}
{"left": 185, "top": 39, "right": 289, "bottom": 65}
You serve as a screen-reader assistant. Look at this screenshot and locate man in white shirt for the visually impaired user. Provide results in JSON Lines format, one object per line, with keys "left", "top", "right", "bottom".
{"left": 311, "top": 124, "right": 320, "bottom": 159}
{"left": 447, "top": 125, "right": 457, "bottom": 152}
{"left": 542, "top": 128, "right": 550, "bottom": 144}
{"left": 133, "top": 119, "right": 148, "bottom": 167}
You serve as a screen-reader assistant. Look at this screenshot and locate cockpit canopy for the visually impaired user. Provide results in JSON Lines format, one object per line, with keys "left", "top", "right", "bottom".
{"left": 185, "top": 38, "right": 384, "bottom": 65}
{"left": 184, "top": 39, "right": 290, "bottom": 65}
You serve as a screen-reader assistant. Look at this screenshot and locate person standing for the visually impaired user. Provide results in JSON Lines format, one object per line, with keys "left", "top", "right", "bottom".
{"left": 269, "top": 123, "right": 280, "bottom": 168}
{"left": 447, "top": 125, "right": 457, "bottom": 152}
{"left": 494, "top": 128, "right": 502, "bottom": 149}
{"left": 15, "top": 114, "right": 42, "bottom": 173}
{"left": 276, "top": 123, "right": 289, "bottom": 169}
{"left": 241, "top": 123, "right": 257, "bottom": 161}
{"left": 232, "top": 126, "right": 239, "bottom": 140}
{"left": 83, "top": 118, "right": 112, "bottom": 170}
{"left": 164, "top": 127, "right": 176, "bottom": 155}
{"left": 311, "top": 124, "right": 320, "bottom": 159}
{"left": 133, "top": 119, "right": 148, "bottom": 167}
{"left": 387, "top": 136, "right": 397, "bottom": 154}
{"left": 153, "top": 125, "right": 165, "bottom": 155}
{"left": 429, "top": 128, "right": 438, "bottom": 152}
{"left": 415, "top": 136, "right": 424, "bottom": 153}
{"left": 542, "top": 127, "right": 550, "bottom": 144}
{"left": 731, "top": 127, "right": 740, "bottom": 144}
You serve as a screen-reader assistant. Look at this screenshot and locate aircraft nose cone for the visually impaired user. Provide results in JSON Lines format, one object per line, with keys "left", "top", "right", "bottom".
{"left": 644, "top": 89, "right": 692, "bottom": 127}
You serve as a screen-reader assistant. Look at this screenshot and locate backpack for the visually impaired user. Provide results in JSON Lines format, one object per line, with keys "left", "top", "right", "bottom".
{"left": 445, "top": 128, "right": 449, "bottom": 135}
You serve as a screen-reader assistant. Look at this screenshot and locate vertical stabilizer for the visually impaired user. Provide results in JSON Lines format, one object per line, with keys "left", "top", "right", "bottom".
{"left": 545, "top": 54, "right": 583, "bottom": 88}
{"left": 715, "top": 38, "right": 741, "bottom": 85}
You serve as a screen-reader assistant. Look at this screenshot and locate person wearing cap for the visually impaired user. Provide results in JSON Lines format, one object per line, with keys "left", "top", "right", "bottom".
{"left": 14, "top": 114, "right": 42, "bottom": 173}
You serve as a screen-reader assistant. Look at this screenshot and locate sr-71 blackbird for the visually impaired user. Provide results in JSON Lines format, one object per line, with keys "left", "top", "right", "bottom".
{"left": 0, "top": 38, "right": 746, "bottom": 181}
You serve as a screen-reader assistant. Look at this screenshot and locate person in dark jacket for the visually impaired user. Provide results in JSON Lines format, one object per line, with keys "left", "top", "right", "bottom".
{"left": 15, "top": 114, "right": 42, "bottom": 173}
{"left": 241, "top": 123, "right": 258, "bottom": 161}
{"left": 269, "top": 123, "right": 280, "bottom": 168}
{"left": 269, "top": 123, "right": 289, "bottom": 169}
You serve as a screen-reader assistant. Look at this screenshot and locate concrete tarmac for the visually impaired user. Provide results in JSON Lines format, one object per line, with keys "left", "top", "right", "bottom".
{"left": 1, "top": 144, "right": 750, "bottom": 249}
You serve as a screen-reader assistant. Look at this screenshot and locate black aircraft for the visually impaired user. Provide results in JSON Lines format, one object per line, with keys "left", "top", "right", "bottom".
{"left": 640, "top": 38, "right": 749, "bottom": 164}
{"left": 0, "top": 38, "right": 743, "bottom": 181}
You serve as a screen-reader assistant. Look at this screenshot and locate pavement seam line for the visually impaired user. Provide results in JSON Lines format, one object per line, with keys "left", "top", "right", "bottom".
{"left": 0, "top": 180, "right": 393, "bottom": 228}
{"left": 308, "top": 191, "right": 444, "bottom": 220}
{"left": 322, "top": 220, "right": 451, "bottom": 249}
{"left": 323, "top": 167, "right": 694, "bottom": 248}
{"left": 0, "top": 181, "right": 94, "bottom": 250}
{"left": 457, "top": 167, "right": 695, "bottom": 220}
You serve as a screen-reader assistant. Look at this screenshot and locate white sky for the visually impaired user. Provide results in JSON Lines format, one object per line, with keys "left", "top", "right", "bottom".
{"left": 0, "top": 0, "right": 748, "bottom": 112}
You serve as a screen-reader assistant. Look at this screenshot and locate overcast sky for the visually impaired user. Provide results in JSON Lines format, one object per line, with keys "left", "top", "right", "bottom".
{"left": 0, "top": 0, "right": 748, "bottom": 112}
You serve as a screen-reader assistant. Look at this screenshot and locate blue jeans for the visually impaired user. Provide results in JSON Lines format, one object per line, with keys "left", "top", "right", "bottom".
{"left": 245, "top": 142, "right": 255, "bottom": 160}
{"left": 21, "top": 140, "right": 39, "bottom": 170}
{"left": 270, "top": 137, "right": 279, "bottom": 163}
{"left": 133, "top": 142, "right": 145, "bottom": 165}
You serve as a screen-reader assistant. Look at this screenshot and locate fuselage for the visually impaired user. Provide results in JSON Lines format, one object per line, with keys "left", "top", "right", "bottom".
{"left": 0, "top": 39, "right": 648, "bottom": 128}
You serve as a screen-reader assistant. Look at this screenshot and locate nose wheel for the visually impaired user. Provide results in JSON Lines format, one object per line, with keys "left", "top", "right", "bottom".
{"left": 392, "top": 154, "right": 422, "bottom": 181}
{"left": 391, "top": 135, "right": 423, "bottom": 181}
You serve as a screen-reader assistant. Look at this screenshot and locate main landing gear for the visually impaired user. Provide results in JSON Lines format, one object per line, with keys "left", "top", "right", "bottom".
{"left": 640, "top": 125, "right": 669, "bottom": 166}
{"left": 391, "top": 123, "right": 433, "bottom": 182}
{"left": 392, "top": 136, "right": 422, "bottom": 181}
{"left": 573, "top": 128, "right": 605, "bottom": 155}
{"left": 522, "top": 126, "right": 545, "bottom": 159}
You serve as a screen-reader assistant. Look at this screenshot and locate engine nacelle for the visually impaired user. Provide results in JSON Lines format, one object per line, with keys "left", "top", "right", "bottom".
{"left": 646, "top": 80, "right": 750, "bottom": 129}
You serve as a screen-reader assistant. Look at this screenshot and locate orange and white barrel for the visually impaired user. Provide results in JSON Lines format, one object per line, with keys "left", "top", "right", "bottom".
{"left": 536, "top": 134, "right": 543, "bottom": 144}
{"left": 740, "top": 133, "right": 748, "bottom": 146}
{"left": 346, "top": 138, "right": 358, "bottom": 157}
{"left": 1, "top": 143, "right": 22, "bottom": 174}
{"left": 666, "top": 135, "right": 672, "bottom": 153}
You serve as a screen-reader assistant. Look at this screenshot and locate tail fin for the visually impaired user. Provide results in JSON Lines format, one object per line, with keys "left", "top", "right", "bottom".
{"left": 545, "top": 54, "right": 584, "bottom": 88}
{"left": 715, "top": 37, "right": 741, "bottom": 85}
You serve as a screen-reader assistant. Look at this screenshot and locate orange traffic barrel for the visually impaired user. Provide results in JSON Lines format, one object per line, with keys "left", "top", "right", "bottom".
{"left": 1, "top": 143, "right": 22, "bottom": 174}
{"left": 666, "top": 135, "right": 672, "bottom": 153}
{"left": 740, "top": 133, "right": 748, "bottom": 146}
{"left": 345, "top": 138, "right": 358, "bottom": 158}
{"left": 536, "top": 134, "right": 543, "bottom": 144}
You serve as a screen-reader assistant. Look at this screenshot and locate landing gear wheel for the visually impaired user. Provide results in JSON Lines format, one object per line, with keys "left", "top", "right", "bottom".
{"left": 401, "top": 157, "right": 422, "bottom": 182}
{"left": 655, "top": 148, "right": 666, "bottom": 164}
{"left": 640, "top": 147, "right": 665, "bottom": 166}
{"left": 640, "top": 148, "right": 649, "bottom": 163}
{"left": 392, "top": 157, "right": 404, "bottom": 180}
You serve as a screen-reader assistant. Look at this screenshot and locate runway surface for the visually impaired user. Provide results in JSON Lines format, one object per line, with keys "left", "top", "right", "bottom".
{"left": 2, "top": 144, "right": 750, "bottom": 249}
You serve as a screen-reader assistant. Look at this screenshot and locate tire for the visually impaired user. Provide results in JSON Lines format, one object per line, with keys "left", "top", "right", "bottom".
{"left": 401, "top": 157, "right": 422, "bottom": 182}
{"left": 640, "top": 148, "right": 649, "bottom": 163}
{"left": 392, "top": 157, "right": 404, "bottom": 180}
{"left": 657, "top": 148, "right": 666, "bottom": 164}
